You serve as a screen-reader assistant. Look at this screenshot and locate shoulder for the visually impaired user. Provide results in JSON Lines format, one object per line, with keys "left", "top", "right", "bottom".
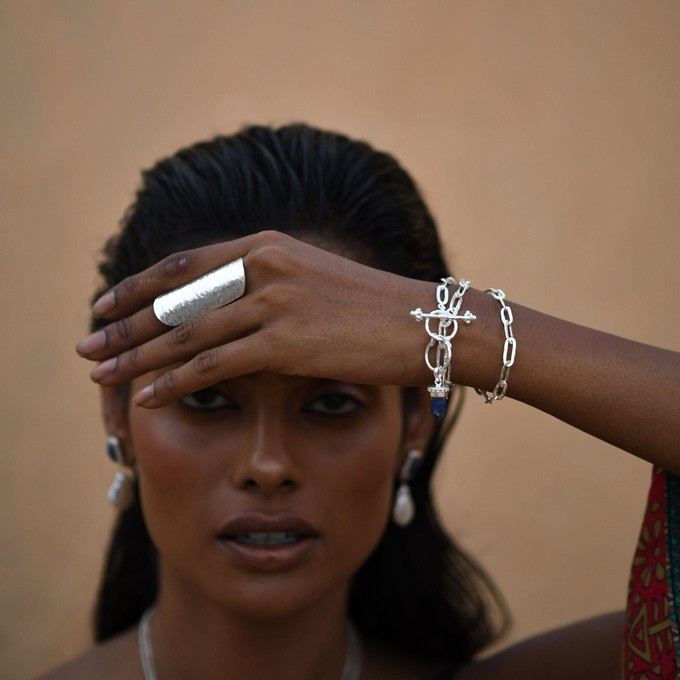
{"left": 37, "top": 628, "right": 140, "bottom": 680}
{"left": 455, "top": 612, "right": 624, "bottom": 680}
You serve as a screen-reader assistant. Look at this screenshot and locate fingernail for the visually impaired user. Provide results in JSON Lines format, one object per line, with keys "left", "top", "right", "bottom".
{"left": 133, "top": 384, "right": 155, "bottom": 407}
{"left": 76, "top": 330, "right": 106, "bottom": 357}
{"left": 92, "top": 291, "right": 115, "bottom": 317}
{"left": 90, "top": 358, "right": 117, "bottom": 382}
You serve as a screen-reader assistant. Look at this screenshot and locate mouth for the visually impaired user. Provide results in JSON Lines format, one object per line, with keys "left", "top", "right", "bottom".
{"left": 217, "top": 514, "right": 319, "bottom": 571}
{"left": 228, "top": 531, "right": 310, "bottom": 546}
{"left": 218, "top": 513, "right": 318, "bottom": 540}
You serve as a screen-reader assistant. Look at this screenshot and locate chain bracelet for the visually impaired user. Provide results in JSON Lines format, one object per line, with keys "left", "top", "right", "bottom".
{"left": 411, "top": 277, "right": 476, "bottom": 420}
{"left": 475, "top": 288, "right": 516, "bottom": 404}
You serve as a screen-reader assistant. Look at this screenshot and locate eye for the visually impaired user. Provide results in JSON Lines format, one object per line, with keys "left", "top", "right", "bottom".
{"left": 178, "top": 388, "right": 234, "bottom": 412}
{"left": 304, "top": 392, "right": 365, "bottom": 417}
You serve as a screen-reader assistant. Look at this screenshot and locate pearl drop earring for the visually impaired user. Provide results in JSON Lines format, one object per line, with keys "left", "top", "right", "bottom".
{"left": 392, "top": 449, "right": 423, "bottom": 527}
{"left": 106, "top": 435, "right": 135, "bottom": 510}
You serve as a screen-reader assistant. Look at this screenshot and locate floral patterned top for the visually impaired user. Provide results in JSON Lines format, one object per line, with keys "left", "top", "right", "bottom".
{"left": 619, "top": 467, "right": 680, "bottom": 679}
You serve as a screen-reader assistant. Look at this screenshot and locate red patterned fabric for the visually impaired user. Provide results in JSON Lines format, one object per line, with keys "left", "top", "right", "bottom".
{"left": 619, "top": 468, "right": 678, "bottom": 679}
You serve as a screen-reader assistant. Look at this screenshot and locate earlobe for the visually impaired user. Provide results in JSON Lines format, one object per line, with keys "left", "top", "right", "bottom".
{"left": 100, "top": 386, "right": 137, "bottom": 510}
{"left": 106, "top": 435, "right": 136, "bottom": 509}
{"left": 402, "top": 387, "right": 436, "bottom": 456}
{"left": 100, "top": 385, "right": 134, "bottom": 463}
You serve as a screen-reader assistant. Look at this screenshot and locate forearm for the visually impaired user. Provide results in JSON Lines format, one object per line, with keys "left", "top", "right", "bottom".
{"left": 80, "top": 233, "right": 680, "bottom": 472}
{"left": 451, "top": 289, "right": 680, "bottom": 471}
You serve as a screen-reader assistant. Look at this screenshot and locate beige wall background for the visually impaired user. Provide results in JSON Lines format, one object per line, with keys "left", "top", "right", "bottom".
{"left": 2, "top": 2, "right": 679, "bottom": 678}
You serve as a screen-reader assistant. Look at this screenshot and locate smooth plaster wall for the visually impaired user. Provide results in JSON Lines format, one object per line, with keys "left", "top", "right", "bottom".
{"left": 1, "top": 2, "right": 679, "bottom": 678}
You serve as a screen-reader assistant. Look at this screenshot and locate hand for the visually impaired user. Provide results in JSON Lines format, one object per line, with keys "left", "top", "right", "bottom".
{"left": 76, "top": 231, "right": 435, "bottom": 407}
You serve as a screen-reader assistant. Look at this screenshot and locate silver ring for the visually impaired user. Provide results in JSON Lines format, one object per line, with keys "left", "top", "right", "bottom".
{"left": 153, "top": 258, "right": 246, "bottom": 326}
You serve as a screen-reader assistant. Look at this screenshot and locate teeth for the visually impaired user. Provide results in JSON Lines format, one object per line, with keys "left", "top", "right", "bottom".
{"left": 236, "top": 532, "right": 302, "bottom": 546}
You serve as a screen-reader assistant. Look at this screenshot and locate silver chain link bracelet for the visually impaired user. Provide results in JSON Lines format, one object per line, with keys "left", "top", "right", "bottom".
{"left": 475, "top": 288, "right": 516, "bottom": 403}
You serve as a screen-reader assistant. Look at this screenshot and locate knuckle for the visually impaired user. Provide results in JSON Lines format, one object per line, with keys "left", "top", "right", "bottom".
{"left": 245, "top": 234, "right": 301, "bottom": 290}
{"left": 258, "top": 325, "right": 280, "bottom": 353}
{"left": 123, "top": 346, "right": 141, "bottom": 371}
{"left": 251, "top": 246, "right": 292, "bottom": 281}
{"left": 167, "top": 320, "right": 196, "bottom": 350}
{"left": 253, "top": 280, "right": 295, "bottom": 315}
{"left": 113, "top": 316, "right": 133, "bottom": 343}
{"left": 120, "top": 276, "right": 138, "bottom": 296}
{"left": 156, "top": 369, "right": 177, "bottom": 397}
{"left": 193, "top": 349, "right": 221, "bottom": 377}
{"left": 252, "top": 229, "right": 286, "bottom": 247}
{"left": 159, "top": 251, "right": 193, "bottom": 280}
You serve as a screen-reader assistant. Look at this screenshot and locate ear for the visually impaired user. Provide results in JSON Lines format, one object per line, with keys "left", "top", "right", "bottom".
{"left": 398, "top": 387, "right": 436, "bottom": 470}
{"left": 100, "top": 385, "right": 135, "bottom": 466}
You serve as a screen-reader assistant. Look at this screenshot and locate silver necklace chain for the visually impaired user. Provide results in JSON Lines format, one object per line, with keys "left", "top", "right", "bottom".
{"left": 138, "top": 609, "right": 156, "bottom": 680}
{"left": 138, "top": 608, "right": 363, "bottom": 680}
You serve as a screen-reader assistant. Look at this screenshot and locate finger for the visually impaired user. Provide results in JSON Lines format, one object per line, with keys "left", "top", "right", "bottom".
{"left": 91, "top": 237, "right": 257, "bottom": 320}
{"left": 90, "top": 300, "right": 260, "bottom": 385}
{"left": 81, "top": 231, "right": 305, "bottom": 360}
{"left": 79, "top": 231, "right": 280, "bottom": 360}
{"left": 76, "top": 306, "right": 166, "bottom": 361}
{"left": 132, "top": 335, "right": 276, "bottom": 408}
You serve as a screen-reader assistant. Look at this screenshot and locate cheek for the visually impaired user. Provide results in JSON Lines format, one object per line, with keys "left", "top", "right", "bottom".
{"left": 128, "top": 408, "right": 223, "bottom": 551}
{"left": 318, "top": 421, "right": 402, "bottom": 570}
{"left": 345, "top": 457, "right": 394, "bottom": 550}
{"left": 345, "top": 445, "right": 395, "bottom": 514}
{"left": 133, "top": 411, "right": 198, "bottom": 491}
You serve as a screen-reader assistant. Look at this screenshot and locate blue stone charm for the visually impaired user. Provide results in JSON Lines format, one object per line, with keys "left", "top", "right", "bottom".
{"left": 431, "top": 397, "right": 448, "bottom": 421}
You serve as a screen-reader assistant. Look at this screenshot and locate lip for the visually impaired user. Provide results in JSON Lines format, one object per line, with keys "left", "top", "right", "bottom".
{"left": 217, "top": 513, "right": 319, "bottom": 572}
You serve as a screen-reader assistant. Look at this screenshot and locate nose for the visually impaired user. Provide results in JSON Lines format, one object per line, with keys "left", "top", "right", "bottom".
{"left": 231, "top": 411, "right": 303, "bottom": 495}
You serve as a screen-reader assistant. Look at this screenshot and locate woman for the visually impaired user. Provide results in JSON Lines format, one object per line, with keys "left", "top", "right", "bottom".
{"left": 47, "top": 124, "right": 677, "bottom": 679}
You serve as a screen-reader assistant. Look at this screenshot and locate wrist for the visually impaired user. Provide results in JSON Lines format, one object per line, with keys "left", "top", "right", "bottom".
{"left": 452, "top": 288, "right": 516, "bottom": 394}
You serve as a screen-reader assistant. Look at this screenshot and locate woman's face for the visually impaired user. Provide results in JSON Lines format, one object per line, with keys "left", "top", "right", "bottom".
{"left": 116, "top": 371, "right": 428, "bottom": 620}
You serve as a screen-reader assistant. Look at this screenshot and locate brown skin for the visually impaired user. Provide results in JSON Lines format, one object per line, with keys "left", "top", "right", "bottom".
{"left": 458, "top": 611, "right": 625, "bottom": 680}
{"left": 79, "top": 230, "right": 680, "bottom": 468}
{"left": 121, "top": 372, "right": 433, "bottom": 680}
{"left": 65, "top": 230, "right": 679, "bottom": 678}
{"left": 40, "top": 613, "right": 624, "bottom": 680}
{"left": 46, "top": 370, "right": 442, "bottom": 680}
{"left": 130, "top": 374, "right": 413, "bottom": 622}
{"left": 38, "top": 626, "right": 450, "bottom": 680}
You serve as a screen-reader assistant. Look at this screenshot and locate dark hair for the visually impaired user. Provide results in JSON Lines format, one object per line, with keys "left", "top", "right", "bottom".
{"left": 93, "top": 124, "right": 507, "bottom": 663}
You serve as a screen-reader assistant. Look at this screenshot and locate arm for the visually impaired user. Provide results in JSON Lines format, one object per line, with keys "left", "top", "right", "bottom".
{"left": 77, "top": 231, "right": 680, "bottom": 470}
{"left": 453, "top": 290, "right": 680, "bottom": 471}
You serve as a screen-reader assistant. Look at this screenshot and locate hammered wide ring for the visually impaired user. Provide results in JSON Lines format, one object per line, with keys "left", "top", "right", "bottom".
{"left": 153, "top": 258, "right": 246, "bottom": 327}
